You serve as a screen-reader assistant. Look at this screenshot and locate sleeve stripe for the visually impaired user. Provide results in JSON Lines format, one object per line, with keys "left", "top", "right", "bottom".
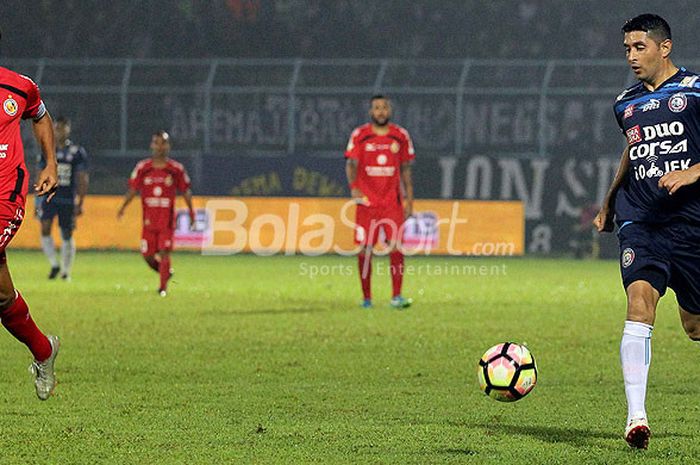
{"left": 0, "top": 83, "right": 28, "bottom": 99}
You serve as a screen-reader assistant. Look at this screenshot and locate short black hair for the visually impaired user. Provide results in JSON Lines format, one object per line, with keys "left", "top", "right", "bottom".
{"left": 622, "top": 14, "right": 672, "bottom": 43}
{"left": 370, "top": 94, "right": 388, "bottom": 105}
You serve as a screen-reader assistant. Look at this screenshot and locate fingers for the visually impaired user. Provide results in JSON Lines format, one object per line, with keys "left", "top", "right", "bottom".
{"left": 658, "top": 174, "right": 682, "bottom": 194}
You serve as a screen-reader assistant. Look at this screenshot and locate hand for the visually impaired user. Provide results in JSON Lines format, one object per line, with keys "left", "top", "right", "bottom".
{"left": 404, "top": 201, "right": 413, "bottom": 220}
{"left": 593, "top": 208, "right": 614, "bottom": 233}
{"left": 351, "top": 188, "right": 369, "bottom": 206}
{"left": 35, "top": 163, "right": 58, "bottom": 201}
{"left": 189, "top": 210, "right": 196, "bottom": 231}
{"left": 658, "top": 169, "right": 700, "bottom": 195}
{"left": 74, "top": 204, "right": 83, "bottom": 217}
{"left": 116, "top": 208, "right": 124, "bottom": 220}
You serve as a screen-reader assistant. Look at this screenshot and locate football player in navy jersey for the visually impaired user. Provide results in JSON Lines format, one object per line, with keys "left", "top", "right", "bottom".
{"left": 37, "top": 117, "right": 89, "bottom": 280}
{"left": 594, "top": 14, "right": 700, "bottom": 449}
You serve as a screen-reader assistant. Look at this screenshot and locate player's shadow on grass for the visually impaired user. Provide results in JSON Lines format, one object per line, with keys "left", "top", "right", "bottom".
{"left": 466, "top": 422, "right": 690, "bottom": 448}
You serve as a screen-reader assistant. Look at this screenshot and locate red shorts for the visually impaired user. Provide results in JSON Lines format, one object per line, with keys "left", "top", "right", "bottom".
{"left": 354, "top": 205, "right": 405, "bottom": 246}
{"left": 141, "top": 229, "right": 173, "bottom": 255}
{"left": 0, "top": 201, "right": 25, "bottom": 254}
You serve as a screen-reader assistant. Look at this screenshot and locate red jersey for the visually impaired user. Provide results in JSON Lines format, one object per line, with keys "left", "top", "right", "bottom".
{"left": 0, "top": 67, "right": 46, "bottom": 204}
{"left": 344, "top": 123, "right": 415, "bottom": 208}
{"left": 128, "top": 158, "right": 191, "bottom": 231}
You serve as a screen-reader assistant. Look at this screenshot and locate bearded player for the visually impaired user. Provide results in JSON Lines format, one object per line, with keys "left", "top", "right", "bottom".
{"left": 117, "top": 131, "right": 194, "bottom": 296}
{"left": 0, "top": 36, "right": 60, "bottom": 400}
{"left": 345, "top": 95, "right": 414, "bottom": 309}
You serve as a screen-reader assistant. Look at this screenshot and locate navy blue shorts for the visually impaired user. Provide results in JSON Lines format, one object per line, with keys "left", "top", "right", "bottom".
{"left": 37, "top": 198, "right": 75, "bottom": 233}
{"left": 618, "top": 221, "right": 700, "bottom": 314}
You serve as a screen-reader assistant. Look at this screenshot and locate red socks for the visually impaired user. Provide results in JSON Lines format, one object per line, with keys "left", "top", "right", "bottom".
{"left": 159, "top": 256, "right": 171, "bottom": 291}
{"left": 1, "top": 292, "right": 51, "bottom": 361}
{"left": 390, "top": 251, "right": 404, "bottom": 298}
{"left": 358, "top": 252, "right": 372, "bottom": 300}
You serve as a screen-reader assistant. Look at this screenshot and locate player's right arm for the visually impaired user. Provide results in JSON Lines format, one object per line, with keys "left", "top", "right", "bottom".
{"left": 117, "top": 162, "right": 144, "bottom": 219}
{"left": 345, "top": 158, "right": 366, "bottom": 203}
{"left": 594, "top": 145, "right": 630, "bottom": 233}
{"left": 32, "top": 112, "right": 58, "bottom": 200}
{"left": 117, "top": 189, "right": 137, "bottom": 219}
{"left": 345, "top": 128, "right": 368, "bottom": 205}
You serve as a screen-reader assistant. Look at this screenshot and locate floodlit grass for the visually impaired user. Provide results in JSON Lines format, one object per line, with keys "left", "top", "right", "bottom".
{"left": 0, "top": 251, "right": 697, "bottom": 464}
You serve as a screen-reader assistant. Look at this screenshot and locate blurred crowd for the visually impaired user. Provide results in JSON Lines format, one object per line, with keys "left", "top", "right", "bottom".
{"left": 1, "top": 0, "right": 698, "bottom": 59}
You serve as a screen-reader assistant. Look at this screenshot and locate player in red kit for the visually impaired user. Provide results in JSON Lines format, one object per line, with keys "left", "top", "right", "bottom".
{"left": 117, "top": 131, "right": 195, "bottom": 296}
{"left": 0, "top": 36, "right": 61, "bottom": 400}
{"left": 345, "top": 95, "right": 415, "bottom": 309}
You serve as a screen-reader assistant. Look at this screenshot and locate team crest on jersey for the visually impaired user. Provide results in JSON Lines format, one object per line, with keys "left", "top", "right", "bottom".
{"left": 622, "top": 248, "right": 635, "bottom": 268}
{"left": 3, "top": 96, "right": 18, "bottom": 116}
{"left": 623, "top": 104, "right": 635, "bottom": 119}
{"left": 668, "top": 93, "right": 687, "bottom": 113}
{"left": 376, "top": 154, "right": 388, "bottom": 165}
{"left": 153, "top": 186, "right": 163, "bottom": 197}
{"left": 165, "top": 175, "right": 173, "bottom": 186}
{"left": 390, "top": 141, "right": 400, "bottom": 153}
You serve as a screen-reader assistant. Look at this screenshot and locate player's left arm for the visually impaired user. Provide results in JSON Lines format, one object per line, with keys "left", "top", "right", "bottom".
{"left": 177, "top": 167, "right": 196, "bottom": 227}
{"left": 32, "top": 113, "right": 58, "bottom": 200}
{"left": 75, "top": 149, "right": 89, "bottom": 216}
{"left": 399, "top": 128, "right": 415, "bottom": 219}
{"left": 401, "top": 162, "right": 414, "bottom": 219}
{"left": 658, "top": 163, "right": 700, "bottom": 195}
{"left": 75, "top": 172, "right": 89, "bottom": 217}
{"left": 182, "top": 188, "right": 196, "bottom": 228}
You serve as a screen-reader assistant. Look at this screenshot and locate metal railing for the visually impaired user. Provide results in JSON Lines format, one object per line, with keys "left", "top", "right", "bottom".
{"left": 7, "top": 57, "right": 688, "bottom": 158}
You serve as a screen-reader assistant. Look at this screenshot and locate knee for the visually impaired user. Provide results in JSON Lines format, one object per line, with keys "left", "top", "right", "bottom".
{"left": 682, "top": 318, "right": 700, "bottom": 340}
{"left": 60, "top": 228, "right": 73, "bottom": 241}
{"left": 0, "top": 289, "right": 15, "bottom": 311}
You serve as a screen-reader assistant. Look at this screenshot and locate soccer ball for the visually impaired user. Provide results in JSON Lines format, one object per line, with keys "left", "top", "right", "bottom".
{"left": 477, "top": 342, "right": 537, "bottom": 402}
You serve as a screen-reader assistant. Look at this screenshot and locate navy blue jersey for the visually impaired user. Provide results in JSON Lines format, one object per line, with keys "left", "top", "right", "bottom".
{"left": 38, "top": 140, "right": 88, "bottom": 204}
{"left": 613, "top": 68, "right": 700, "bottom": 223}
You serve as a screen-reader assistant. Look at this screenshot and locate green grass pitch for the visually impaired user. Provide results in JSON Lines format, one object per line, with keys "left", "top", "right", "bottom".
{"left": 0, "top": 251, "right": 698, "bottom": 464}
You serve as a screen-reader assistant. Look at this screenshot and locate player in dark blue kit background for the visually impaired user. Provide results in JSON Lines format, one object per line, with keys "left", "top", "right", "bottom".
{"left": 37, "top": 117, "right": 89, "bottom": 280}
{"left": 594, "top": 14, "right": 700, "bottom": 450}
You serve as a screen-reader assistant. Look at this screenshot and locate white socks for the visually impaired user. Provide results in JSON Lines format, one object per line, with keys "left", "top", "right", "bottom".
{"left": 61, "top": 238, "right": 76, "bottom": 278}
{"left": 620, "top": 320, "right": 653, "bottom": 424}
{"left": 40, "top": 235, "right": 58, "bottom": 268}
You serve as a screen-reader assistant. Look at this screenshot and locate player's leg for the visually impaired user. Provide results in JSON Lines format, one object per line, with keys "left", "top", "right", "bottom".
{"left": 57, "top": 205, "right": 76, "bottom": 280}
{"left": 141, "top": 230, "right": 160, "bottom": 272}
{"left": 0, "top": 253, "right": 59, "bottom": 400}
{"left": 679, "top": 307, "right": 700, "bottom": 340}
{"left": 617, "top": 223, "right": 669, "bottom": 449}
{"left": 669, "top": 222, "right": 700, "bottom": 342}
{"left": 38, "top": 200, "right": 59, "bottom": 278}
{"left": 621, "top": 279, "right": 659, "bottom": 449}
{"left": 355, "top": 205, "right": 374, "bottom": 307}
{"left": 156, "top": 230, "right": 174, "bottom": 296}
{"left": 385, "top": 208, "right": 411, "bottom": 309}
